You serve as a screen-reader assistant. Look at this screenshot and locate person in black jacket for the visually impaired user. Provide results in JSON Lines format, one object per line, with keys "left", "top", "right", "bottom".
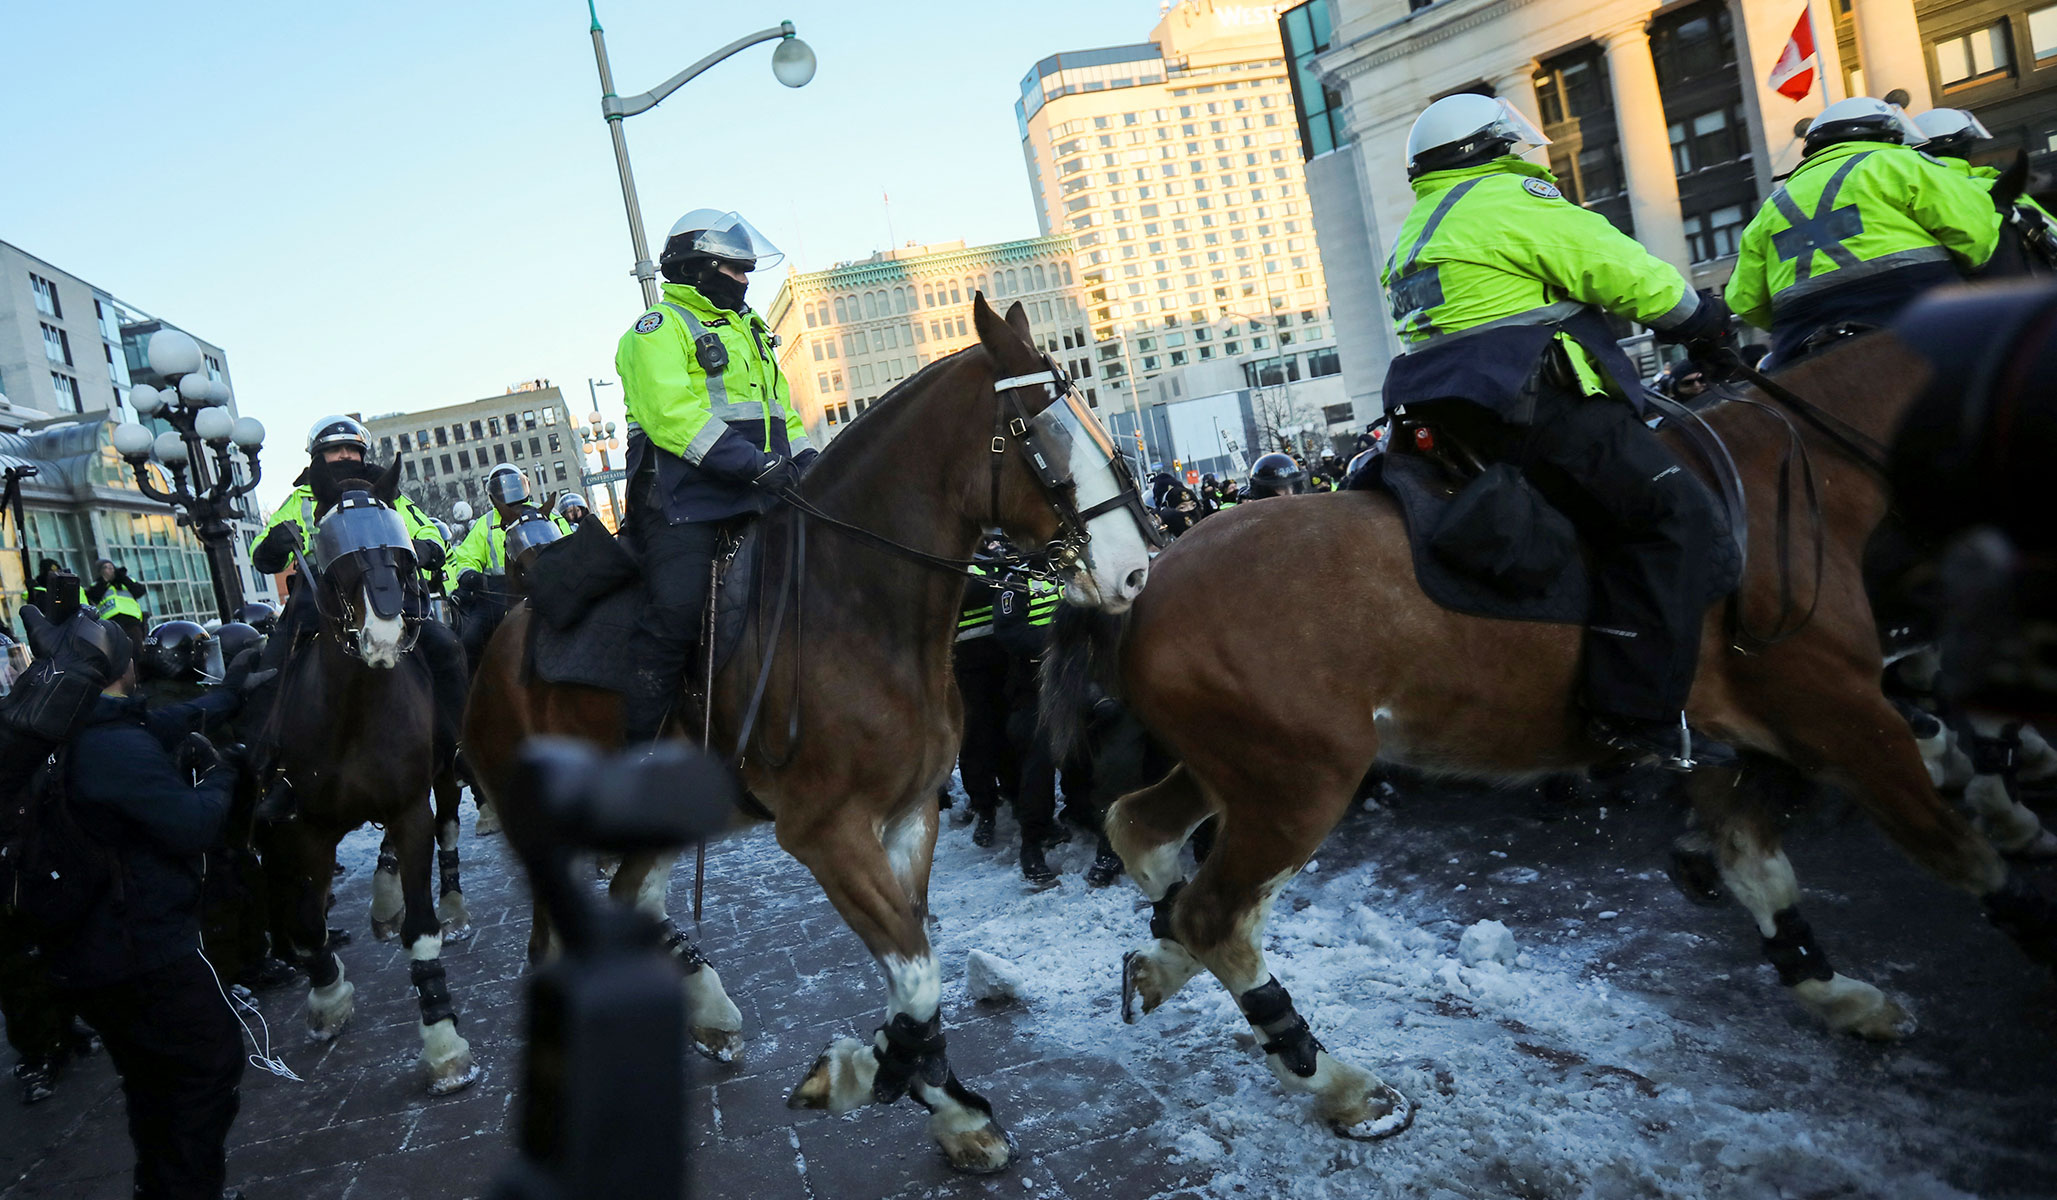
{"left": 45, "top": 620, "right": 251, "bottom": 1200}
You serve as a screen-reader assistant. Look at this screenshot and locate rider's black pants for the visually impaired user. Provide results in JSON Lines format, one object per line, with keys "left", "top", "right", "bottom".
{"left": 415, "top": 619, "right": 468, "bottom": 755}
{"left": 65, "top": 953, "right": 244, "bottom": 1200}
{"left": 1003, "top": 651, "right": 1057, "bottom": 846}
{"left": 953, "top": 635, "right": 1013, "bottom": 816}
{"left": 623, "top": 510, "right": 726, "bottom": 746}
{"left": 1490, "top": 387, "right": 1714, "bottom": 721}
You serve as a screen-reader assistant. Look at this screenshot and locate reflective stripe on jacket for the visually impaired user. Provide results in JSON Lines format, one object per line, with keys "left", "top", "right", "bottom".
{"left": 616, "top": 283, "right": 812, "bottom": 524}
{"left": 448, "top": 510, "right": 506, "bottom": 577}
{"left": 1725, "top": 142, "right": 2000, "bottom": 331}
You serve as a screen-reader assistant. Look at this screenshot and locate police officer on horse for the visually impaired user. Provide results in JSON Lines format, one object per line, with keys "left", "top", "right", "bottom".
{"left": 1379, "top": 94, "right": 1730, "bottom": 768}
{"left": 614, "top": 207, "right": 816, "bottom": 749}
{"left": 248, "top": 415, "right": 466, "bottom": 821}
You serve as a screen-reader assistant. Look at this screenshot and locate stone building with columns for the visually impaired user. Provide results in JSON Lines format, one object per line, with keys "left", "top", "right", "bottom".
{"left": 1287, "top": 0, "right": 2056, "bottom": 413}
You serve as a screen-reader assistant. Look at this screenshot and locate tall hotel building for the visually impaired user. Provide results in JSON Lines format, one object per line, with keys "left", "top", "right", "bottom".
{"left": 1016, "top": 2, "right": 1357, "bottom": 438}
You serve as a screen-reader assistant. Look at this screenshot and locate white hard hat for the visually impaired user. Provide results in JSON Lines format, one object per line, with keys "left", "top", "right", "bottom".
{"left": 660, "top": 209, "right": 783, "bottom": 273}
{"left": 306, "top": 414, "right": 369, "bottom": 456}
{"left": 554, "top": 492, "right": 589, "bottom": 516}
{"left": 1406, "top": 94, "right": 1549, "bottom": 177}
{"left": 485, "top": 462, "right": 528, "bottom": 506}
{"left": 1911, "top": 107, "right": 1993, "bottom": 154}
{"left": 1806, "top": 97, "right": 1926, "bottom": 151}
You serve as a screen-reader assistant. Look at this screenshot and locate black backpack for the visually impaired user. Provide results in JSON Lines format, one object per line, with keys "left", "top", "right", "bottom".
{"left": 0, "top": 640, "right": 122, "bottom": 942}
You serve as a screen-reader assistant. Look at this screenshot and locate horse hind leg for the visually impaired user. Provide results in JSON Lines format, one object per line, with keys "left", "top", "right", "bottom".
{"left": 432, "top": 768, "right": 474, "bottom": 940}
{"left": 614, "top": 851, "right": 744, "bottom": 1063}
{"left": 370, "top": 835, "right": 404, "bottom": 942}
{"left": 1171, "top": 777, "right": 1411, "bottom": 1140}
{"left": 1693, "top": 754, "right": 1914, "bottom": 1040}
{"left": 784, "top": 807, "right": 1014, "bottom": 1174}
{"left": 1106, "top": 764, "right": 1214, "bottom": 1018}
{"left": 1958, "top": 718, "right": 2057, "bottom": 859}
{"left": 395, "top": 808, "right": 478, "bottom": 1096}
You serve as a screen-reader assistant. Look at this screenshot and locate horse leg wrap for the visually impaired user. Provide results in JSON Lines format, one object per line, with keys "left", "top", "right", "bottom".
{"left": 870, "top": 1011, "right": 949, "bottom": 1105}
{"left": 410, "top": 958, "right": 457, "bottom": 1028}
{"left": 1761, "top": 907, "right": 1835, "bottom": 986}
{"left": 1148, "top": 879, "right": 1187, "bottom": 941}
{"left": 1238, "top": 976, "right": 1323, "bottom": 1078}
{"left": 1969, "top": 725, "right": 2024, "bottom": 802}
{"left": 437, "top": 848, "right": 461, "bottom": 898}
{"left": 912, "top": 1070, "right": 994, "bottom": 1119}
{"left": 304, "top": 948, "right": 340, "bottom": 989}
{"left": 658, "top": 920, "right": 711, "bottom": 972}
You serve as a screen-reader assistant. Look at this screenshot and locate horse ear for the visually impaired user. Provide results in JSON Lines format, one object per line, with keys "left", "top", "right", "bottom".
{"left": 1003, "top": 300, "right": 1034, "bottom": 345}
{"left": 373, "top": 456, "right": 402, "bottom": 503}
{"left": 973, "top": 293, "right": 1041, "bottom": 375}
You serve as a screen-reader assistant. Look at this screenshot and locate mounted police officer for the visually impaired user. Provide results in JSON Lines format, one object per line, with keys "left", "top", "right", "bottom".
{"left": 615, "top": 207, "right": 816, "bottom": 750}
{"left": 248, "top": 415, "right": 465, "bottom": 822}
{"left": 1911, "top": 106, "right": 2056, "bottom": 273}
{"left": 554, "top": 492, "right": 591, "bottom": 529}
{"left": 448, "top": 463, "right": 537, "bottom": 665}
{"left": 1380, "top": 93, "right": 1730, "bottom": 768}
{"left": 1726, "top": 98, "right": 2001, "bottom": 367}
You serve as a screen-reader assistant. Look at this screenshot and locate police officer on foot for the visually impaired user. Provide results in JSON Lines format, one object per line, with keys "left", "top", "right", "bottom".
{"left": 1245, "top": 452, "right": 1306, "bottom": 500}
{"left": 87, "top": 560, "right": 147, "bottom": 646}
{"left": 1381, "top": 93, "right": 1730, "bottom": 768}
{"left": 615, "top": 208, "right": 816, "bottom": 749}
{"left": 1726, "top": 98, "right": 2001, "bottom": 366}
{"left": 554, "top": 492, "right": 591, "bottom": 529}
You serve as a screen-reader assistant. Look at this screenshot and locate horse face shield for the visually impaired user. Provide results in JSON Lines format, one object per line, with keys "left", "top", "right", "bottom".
{"left": 313, "top": 494, "right": 422, "bottom": 666}
{"left": 1009, "top": 373, "right": 1159, "bottom": 611}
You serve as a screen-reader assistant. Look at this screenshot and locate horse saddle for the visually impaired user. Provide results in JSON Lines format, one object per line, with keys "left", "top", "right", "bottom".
{"left": 525, "top": 526, "right": 760, "bottom": 696}
{"left": 1364, "top": 434, "right": 1742, "bottom": 627}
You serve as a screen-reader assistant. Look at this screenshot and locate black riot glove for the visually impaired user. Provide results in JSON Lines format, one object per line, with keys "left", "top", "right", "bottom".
{"left": 253, "top": 523, "right": 301, "bottom": 574}
{"left": 752, "top": 454, "right": 802, "bottom": 494}
{"left": 221, "top": 647, "right": 275, "bottom": 697}
{"left": 794, "top": 448, "right": 821, "bottom": 474}
{"left": 455, "top": 570, "right": 482, "bottom": 601}
{"left": 1654, "top": 288, "right": 1730, "bottom": 346}
{"left": 412, "top": 538, "right": 446, "bottom": 572}
{"left": 175, "top": 731, "right": 224, "bottom": 776}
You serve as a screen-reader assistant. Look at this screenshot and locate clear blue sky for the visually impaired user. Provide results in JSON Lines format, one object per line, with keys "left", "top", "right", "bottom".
{"left": 0, "top": 1, "right": 1155, "bottom": 511}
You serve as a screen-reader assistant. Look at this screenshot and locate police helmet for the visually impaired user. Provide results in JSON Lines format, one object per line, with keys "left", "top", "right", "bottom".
{"left": 142, "top": 620, "right": 212, "bottom": 683}
{"left": 659, "top": 209, "right": 784, "bottom": 278}
{"left": 1201, "top": 473, "right": 1219, "bottom": 487}
{"left": 1406, "top": 94, "right": 1550, "bottom": 178}
{"left": 306, "top": 415, "right": 370, "bottom": 458}
{"left": 486, "top": 463, "right": 529, "bottom": 507}
{"left": 1247, "top": 452, "right": 1307, "bottom": 499}
{"left": 235, "top": 600, "right": 278, "bottom": 636}
{"left": 1804, "top": 97, "right": 1927, "bottom": 154}
{"left": 214, "top": 621, "right": 262, "bottom": 669}
{"left": 555, "top": 492, "right": 589, "bottom": 520}
{"left": 1910, "top": 107, "right": 1993, "bottom": 160}
{"left": 431, "top": 518, "right": 452, "bottom": 543}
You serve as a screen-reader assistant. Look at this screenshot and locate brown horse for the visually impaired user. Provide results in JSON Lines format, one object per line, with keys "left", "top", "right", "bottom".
{"left": 1040, "top": 333, "right": 2056, "bottom": 1140}
{"left": 259, "top": 460, "right": 478, "bottom": 1095}
{"left": 464, "top": 296, "right": 1157, "bottom": 1172}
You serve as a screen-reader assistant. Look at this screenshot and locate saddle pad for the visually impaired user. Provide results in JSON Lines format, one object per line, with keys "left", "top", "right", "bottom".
{"left": 1381, "top": 452, "right": 1741, "bottom": 626}
{"left": 528, "top": 532, "right": 763, "bottom": 694}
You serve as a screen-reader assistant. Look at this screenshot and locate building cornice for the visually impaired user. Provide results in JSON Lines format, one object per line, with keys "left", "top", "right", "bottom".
{"left": 1319, "top": 0, "right": 1549, "bottom": 80}
{"left": 783, "top": 236, "right": 1075, "bottom": 293}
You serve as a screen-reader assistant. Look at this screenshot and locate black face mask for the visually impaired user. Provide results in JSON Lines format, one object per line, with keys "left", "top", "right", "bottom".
{"left": 309, "top": 454, "right": 377, "bottom": 498}
{"left": 696, "top": 269, "right": 749, "bottom": 313}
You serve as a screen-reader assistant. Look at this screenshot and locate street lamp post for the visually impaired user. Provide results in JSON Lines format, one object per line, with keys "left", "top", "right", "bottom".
{"left": 581, "top": 378, "right": 625, "bottom": 526}
{"left": 111, "top": 329, "right": 266, "bottom": 622}
{"left": 588, "top": 2, "right": 817, "bottom": 307}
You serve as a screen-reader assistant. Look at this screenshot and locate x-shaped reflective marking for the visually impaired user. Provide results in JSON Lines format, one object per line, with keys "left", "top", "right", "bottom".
{"left": 1769, "top": 151, "right": 1875, "bottom": 282}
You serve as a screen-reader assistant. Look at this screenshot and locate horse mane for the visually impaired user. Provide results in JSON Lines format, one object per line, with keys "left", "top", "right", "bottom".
{"left": 812, "top": 351, "right": 968, "bottom": 449}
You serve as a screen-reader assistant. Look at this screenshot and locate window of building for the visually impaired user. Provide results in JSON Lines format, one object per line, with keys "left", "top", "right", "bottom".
{"left": 29, "top": 273, "right": 59, "bottom": 317}
{"left": 523, "top": 411, "right": 537, "bottom": 429}
{"left": 471, "top": 420, "right": 485, "bottom": 439}
{"left": 1650, "top": 3, "right": 1736, "bottom": 86}
{"left": 1935, "top": 21, "right": 2013, "bottom": 87}
{"left": 1307, "top": 348, "right": 1341, "bottom": 378}
{"left": 417, "top": 429, "right": 430, "bottom": 448}
{"left": 41, "top": 324, "right": 71, "bottom": 366}
{"left": 380, "top": 436, "right": 395, "bottom": 458}
{"left": 544, "top": 408, "right": 558, "bottom": 426}
{"left": 511, "top": 441, "right": 524, "bottom": 459}
{"left": 50, "top": 372, "right": 80, "bottom": 413}
{"left": 488, "top": 417, "right": 501, "bottom": 436}
{"left": 548, "top": 432, "right": 561, "bottom": 453}
{"left": 555, "top": 462, "right": 568, "bottom": 482}
{"left": 529, "top": 436, "right": 542, "bottom": 456}
{"left": 2033, "top": 4, "right": 2057, "bottom": 60}
{"left": 458, "top": 449, "right": 472, "bottom": 471}
{"left": 400, "top": 433, "right": 413, "bottom": 452}
{"left": 434, "top": 426, "right": 448, "bottom": 446}
{"left": 838, "top": 402, "right": 853, "bottom": 422}
{"left": 1684, "top": 204, "right": 1747, "bottom": 262}
{"left": 818, "top": 372, "right": 831, "bottom": 392}
{"left": 440, "top": 454, "right": 454, "bottom": 473}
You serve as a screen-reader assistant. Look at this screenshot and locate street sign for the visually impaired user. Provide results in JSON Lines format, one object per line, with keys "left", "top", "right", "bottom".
{"left": 584, "top": 468, "right": 628, "bottom": 484}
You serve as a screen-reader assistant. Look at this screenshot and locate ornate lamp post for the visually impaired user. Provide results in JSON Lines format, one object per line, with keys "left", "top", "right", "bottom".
{"left": 111, "top": 329, "right": 267, "bottom": 622}
{"left": 578, "top": 401, "right": 624, "bottom": 524}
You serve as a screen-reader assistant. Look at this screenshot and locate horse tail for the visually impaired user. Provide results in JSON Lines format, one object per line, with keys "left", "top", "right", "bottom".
{"left": 1041, "top": 602, "right": 1126, "bottom": 764}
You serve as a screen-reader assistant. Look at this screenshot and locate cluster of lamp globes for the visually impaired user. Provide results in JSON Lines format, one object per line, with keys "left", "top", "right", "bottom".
{"left": 582, "top": 410, "right": 620, "bottom": 451}
{"left": 110, "top": 329, "right": 266, "bottom": 469}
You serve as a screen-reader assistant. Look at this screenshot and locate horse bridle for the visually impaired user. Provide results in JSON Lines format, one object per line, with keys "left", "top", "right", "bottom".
{"left": 291, "top": 508, "right": 427, "bottom": 661}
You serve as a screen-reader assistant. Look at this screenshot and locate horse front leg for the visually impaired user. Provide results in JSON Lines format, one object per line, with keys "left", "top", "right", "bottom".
{"left": 610, "top": 851, "right": 743, "bottom": 1063}
{"left": 1104, "top": 764, "right": 1215, "bottom": 1018}
{"left": 369, "top": 831, "right": 404, "bottom": 943}
{"left": 784, "top": 799, "right": 1016, "bottom": 1175}
{"left": 432, "top": 764, "right": 474, "bottom": 940}
{"left": 395, "top": 804, "right": 478, "bottom": 1096}
{"left": 272, "top": 823, "right": 354, "bottom": 1041}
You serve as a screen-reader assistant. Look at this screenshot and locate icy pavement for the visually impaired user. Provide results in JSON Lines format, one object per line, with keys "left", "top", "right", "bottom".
{"left": 4, "top": 773, "right": 2056, "bottom": 1198}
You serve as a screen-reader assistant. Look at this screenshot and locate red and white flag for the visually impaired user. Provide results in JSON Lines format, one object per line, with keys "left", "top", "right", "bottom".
{"left": 1768, "top": 8, "right": 1818, "bottom": 100}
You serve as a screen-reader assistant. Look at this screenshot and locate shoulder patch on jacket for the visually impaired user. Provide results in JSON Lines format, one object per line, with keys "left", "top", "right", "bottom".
{"left": 634, "top": 311, "right": 664, "bottom": 335}
{"left": 1522, "top": 178, "right": 1563, "bottom": 200}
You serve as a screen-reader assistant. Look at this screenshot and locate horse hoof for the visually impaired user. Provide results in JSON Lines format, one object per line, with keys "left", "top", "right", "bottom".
{"left": 1797, "top": 974, "right": 1916, "bottom": 1041}
{"left": 692, "top": 1026, "right": 743, "bottom": 1065}
{"left": 428, "top": 1060, "right": 481, "bottom": 1096}
{"left": 370, "top": 917, "right": 402, "bottom": 943}
{"left": 786, "top": 1037, "right": 875, "bottom": 1115}
{"left": 473, "top": 807, "right": 501, "bottom": 837}
{"left": 1665, "top": 834, "right": 1725, "bottom": 908}
{"left": 1330, "top": 1084, "right": 1415, "bottom": 1141}
{"left": 940, "top": 1125, "right": 1017, "bottom": 1175}
{"left": 306, "top": 978, "right": 355, "bottom": 1041}
{"left": 2004, "top": 829, "right": 2057, "bottom": 861}
{"left": 440, "top": 921, "right": 476, "bottom": 944}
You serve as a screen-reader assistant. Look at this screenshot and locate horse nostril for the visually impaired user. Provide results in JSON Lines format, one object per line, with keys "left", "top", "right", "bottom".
{"left": 1123, "top": 568, "right": 1147, "bottom": 594}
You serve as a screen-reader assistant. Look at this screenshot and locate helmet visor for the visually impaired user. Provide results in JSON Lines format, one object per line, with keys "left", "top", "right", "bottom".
{"left": 313, "top": 501, "right": 413, "bottom": 573}
{"left": 687, "top": 212, "right": 784, "bottom": 272}
{"left": 1487, "top": 99, "right": 1550, "bottom": 155}
{"left": 488, "top": 470, "right": 529, "bottom": 507}
{"left": 1886, "top": 105, "right": 1929, "bottom": 146}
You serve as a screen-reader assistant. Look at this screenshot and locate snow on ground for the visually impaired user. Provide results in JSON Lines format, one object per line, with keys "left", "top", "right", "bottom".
{"left": 768, "top": 783, "right": 2028, "bottom": 1200}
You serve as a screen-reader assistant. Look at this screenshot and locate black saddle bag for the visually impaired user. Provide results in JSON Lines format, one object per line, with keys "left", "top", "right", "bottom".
{"left": 1428, "top": 463, "right": 1577, "bottom": 598}
{"left": 526, "top": 515, "right": 641, "bottom": 631}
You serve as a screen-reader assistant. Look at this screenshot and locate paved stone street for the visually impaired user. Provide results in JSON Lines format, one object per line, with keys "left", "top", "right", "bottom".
{"left": 5, "top": 774, "right": 2057, "bottom": 1199}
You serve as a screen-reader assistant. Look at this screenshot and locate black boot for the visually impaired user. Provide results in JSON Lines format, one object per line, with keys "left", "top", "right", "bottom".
{"left": 253, "top": 777, "right": 297, "bottom": 825}
{"left": 14, "top": 1058, "right": 58, "bottom": 1105}
{"left": 1020, "top": 841, "right": 1058, "bottom": 887}
{"left": 1085, "top": 839, "right": 1124, "bottom": 888}
{"left": 621, "top": 666, "right": 680, "bottom": 752}
{"left": 971, "top": 810, "right": 996, "bottom": 848}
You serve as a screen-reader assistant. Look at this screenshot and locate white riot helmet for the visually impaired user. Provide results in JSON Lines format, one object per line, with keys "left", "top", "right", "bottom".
{"left": 485, "top": 462, "right": 528, "bottom": 507}
{"left": 1805, "top": 97, "right": 1927, "bottom": 154}
{"left": 1406, "top": 94, "right": 1550, "bottom": 179}
{"left": 306, "top": 414, "right": 370, "bottom": 457}
{"left": 554, "top": 492, "right": 589, "bottom": 519}
{"left": 1911, "top": 107, "right": 1993, "bottom": 159}
{"left": 659, "top": 209, "right": 784, "bottom": 278}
